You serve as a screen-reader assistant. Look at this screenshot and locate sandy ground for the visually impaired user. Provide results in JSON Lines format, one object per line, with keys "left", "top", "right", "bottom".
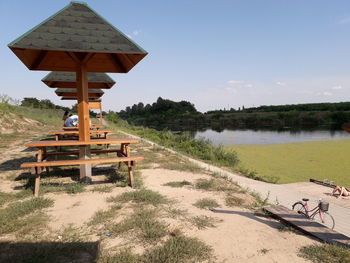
{"left": 140, "top": 169, "right": 315, "bottom": 263}
{"left": 0, "top": 134, "right": 319, "bottom": 263}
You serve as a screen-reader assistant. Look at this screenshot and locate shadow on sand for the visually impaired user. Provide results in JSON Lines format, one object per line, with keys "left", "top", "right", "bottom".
{"left": 0, "top": 241, "right": 100, "bottom": 263}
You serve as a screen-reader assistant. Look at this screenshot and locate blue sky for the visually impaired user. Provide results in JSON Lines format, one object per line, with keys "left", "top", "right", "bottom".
{"left": 1, "top": 0, "right": 350, "bottom": 112}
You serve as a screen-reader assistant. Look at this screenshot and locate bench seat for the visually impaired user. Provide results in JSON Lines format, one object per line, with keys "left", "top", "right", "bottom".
{"left": 21, "top": 156, "right": 143, "bottom": 197}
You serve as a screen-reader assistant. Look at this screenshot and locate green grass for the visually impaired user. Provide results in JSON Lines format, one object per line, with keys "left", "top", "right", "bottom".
{"left": 107, "top": 189, "right": 169, "bottom": 206}
{"left": 106, "top": 120, "right": 240, "bottom": 169}
{"left": 98, "top": 249, "right": 141, "bottom": 263}
{"left": 88, "top": 205, "right": 122, "bottom": 227}
{"left": 163, "top": 180, "right": 192, "bottom": 188}
{"left": 299, "top": 244, "right": 350, "bottom": 263}
{"left": 191, "top": 215, "right": 219, "bottom": 230}
{"left": 195, "top": 178, "right": 238, "bottom": 192}
{"left": 111, "top": 208, "right": 168, "bottom": 244}
{"left": 40, "top": 182, "right": 86, "bottom": 194}
{"left": 98, "top": 236, "right": 213, "bottom": 263}
{"left": 0, "top": 197, "right": 54, "bottom": 234}
{"left": 91, "top": 185, "right": 114, "bottom": 193}
{"left": 227, "top": 139, "right": 350, "bottom": 186}
{"left": 225, "top": 194, "right": 245, "bottom": 207}
{"left": 193, "top": 198, "right": 220, "bottom": 210}
{"left": 0, "top": 103, "right": 63, "bottom": 126}
{"left": 0, "top": 189, "right": 33, "bottom": 207}
{"left": 143, "top": 236, "right": 213, "bottom": 263}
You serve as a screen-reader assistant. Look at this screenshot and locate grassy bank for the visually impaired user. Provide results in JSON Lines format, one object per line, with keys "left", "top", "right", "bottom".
{"left": 227, "top": 139, "right": 350, "bottom": 186}
{"left": 0, "top": 103, "right": 63, "bottom": 126}
{"left": 106, "top": 117, "right": 240, "bottom": 169}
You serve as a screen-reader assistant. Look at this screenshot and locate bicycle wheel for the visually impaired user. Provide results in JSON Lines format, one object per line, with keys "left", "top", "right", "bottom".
{"left": 292, "top": 202, "right": 307, "bottom": 217}
{"left": 311, "top": 211, "right": 335, "bottom": 230}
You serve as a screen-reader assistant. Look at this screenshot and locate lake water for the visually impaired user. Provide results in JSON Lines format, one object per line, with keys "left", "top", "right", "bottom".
{"left": 194, "top": 129, "right": 350, "bottom": 145}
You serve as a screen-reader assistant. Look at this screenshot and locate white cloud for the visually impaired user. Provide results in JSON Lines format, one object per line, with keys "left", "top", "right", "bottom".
{"left": 127, "top": 30, "right": 141, "bottom": 39}
{"left": 297, "top": 90, "right": 313, "bottom": 95}
{"left": 244, "top": 84, "right": 253, "bottom": 88}
{"left": 276, "top": 81, "right": 286, "bottom": 86}
{"left": 323, "top": 91, "right": 332, "bottom": 96}
{"left": 338, "top": 17, "right": 350, "bottom": 24}
{"left": 225, "top": 87, "right": 237, "bottom": 93}
{"left": 227, "top": 80, "right": 243, "bottom": 85}
{"left": 331, "top": 85, "right": 343, "bottom": 90}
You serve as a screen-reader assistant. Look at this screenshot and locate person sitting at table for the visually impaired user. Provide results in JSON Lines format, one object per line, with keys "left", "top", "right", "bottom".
{"left": 62, "top": 110, "right": 69, "bottom": 126}
{"left": 65, "top": 114, "right": 79, "bottom": 127}
{"left": 332, "top": 185, "right": 350, "bottom": 198}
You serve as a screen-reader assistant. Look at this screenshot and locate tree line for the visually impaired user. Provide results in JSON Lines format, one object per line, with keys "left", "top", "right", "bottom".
{"left": 20, "top": 97, "right": 98, "bottom": 117}
{"left": 116, "top": 98, "right": 350, "bottom": 130}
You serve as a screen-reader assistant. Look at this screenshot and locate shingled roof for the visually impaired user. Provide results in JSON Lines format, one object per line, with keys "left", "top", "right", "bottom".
{"left": 55, "top": 88, "right": 104, "bottom": 98}
{"left": 8, "top": 1, "right": 147, "bottom": 72}
{"left": 42, "top": 71, "right": 115, "bottom": 89}
{"left": 61, "top": 96, "right": 101, "bottom": 102}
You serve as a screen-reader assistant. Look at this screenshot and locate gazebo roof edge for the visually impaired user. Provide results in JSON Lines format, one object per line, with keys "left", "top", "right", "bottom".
{"left": 87, "top": 2, "right": 147, "bottom": 54}
{"left": 7, "top": 3, "right": 71, "bottom": 47}
{"left": 8, "top": 2, "right": 148, "bottom": 55}
{"left": 41, "top": 71, "right": 115, "bottom": 84}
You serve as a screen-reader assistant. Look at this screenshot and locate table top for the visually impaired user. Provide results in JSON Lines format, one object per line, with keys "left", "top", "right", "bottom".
{"left": 62, "top": 125, "right": 103, "bottom": 130}
{"left": 25, "top": 138, "right": 138, "bottom": 148}
{"left": 48, "top": 130, "right": 112, "bottom": 135}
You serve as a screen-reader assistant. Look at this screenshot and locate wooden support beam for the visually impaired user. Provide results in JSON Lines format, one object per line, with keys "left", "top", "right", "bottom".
{"left": 99, "top": 103, "right": 103, "bottom": 124}
{"left": 76, "top": 64, "right": 90, "bottom": 141}
{"left": 31, "top": 50, "right": 48, "bottom": 69}
{"left": 109, "top": 53, "right": 127, "bottom": 72}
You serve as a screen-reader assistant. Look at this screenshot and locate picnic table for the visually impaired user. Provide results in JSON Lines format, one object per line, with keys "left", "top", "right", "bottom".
{"left": 21, "top": 138, "right": 143, "bottom": 196}
{"left": 48, "top": 129, "right": 112, "bottom": 140}
{"left": 62, "top": 125, "right": 103, "bottom": 131}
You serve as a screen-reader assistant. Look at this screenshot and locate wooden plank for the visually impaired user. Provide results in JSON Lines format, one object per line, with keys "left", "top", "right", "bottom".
{"left": 21, "top": 156, "right": 144, "bottom": 168}
{"left": 25, "top": 138, "right": 138, "bottom": 148}
{"left": 44, "top": 149, "right": 121, "bottom": 157}
{"left": 62, "top": 125, "right": 103, "bottom": 131}
{"left": 264, "top": 205, "right": 350, "bottom": 247}
{"left": 48, "top": 130, "right": 112, "bottom": 135}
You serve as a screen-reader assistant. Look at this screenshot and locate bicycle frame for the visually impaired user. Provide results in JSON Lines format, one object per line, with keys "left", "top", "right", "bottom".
{"left": 302, "top": 201, "right": 325, "bottom": 221}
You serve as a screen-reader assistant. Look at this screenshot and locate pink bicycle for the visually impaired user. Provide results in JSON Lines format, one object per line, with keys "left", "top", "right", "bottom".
{"left": 292, "top": 198, "right": 335, "bottom": 229}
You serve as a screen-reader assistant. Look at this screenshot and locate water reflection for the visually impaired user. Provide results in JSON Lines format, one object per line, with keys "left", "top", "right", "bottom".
{"left": 194, "top": 129, "right": 350, "bottom": 145}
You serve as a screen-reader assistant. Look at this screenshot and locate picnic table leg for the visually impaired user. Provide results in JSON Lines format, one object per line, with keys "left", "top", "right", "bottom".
{"left": 128, "top": 166, "right": 134, "bottom": 187}
{"left": 125, "top": 144, "right": 134, "bottom": 187}
{"left": 43, "top": 147, "right": 49, "bottom": 175}
{"left": 33, "top": 168, "right": 40, "bottom": 197}
{"left": 118, "top": 144, "right": 125, "bottom": 169}
{"left": 79, "top": 145, "right": 92, "bottom": 183}
{"left": 34, "top": 148, "right": 43, "bottom": 197}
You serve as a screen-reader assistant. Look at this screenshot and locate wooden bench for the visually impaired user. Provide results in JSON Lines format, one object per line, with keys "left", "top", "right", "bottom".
{"left": 48, "top": 129, "right": 112, "bottom": 140}
{"left": 21, "top": 156, "right": 143, "bottom": 197}
{"left": 21, "top": 138, "right": 141, "bottom": 197}
{"left": 62, "top": 125, "right": 103, "bottom": 131}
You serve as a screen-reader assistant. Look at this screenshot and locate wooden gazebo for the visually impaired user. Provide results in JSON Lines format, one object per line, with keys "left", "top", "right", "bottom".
{"left": 42, "top": 71, "right": 115, "bottom": 89}
{"left": 42, "top": 71, "right": 110, "bottom": 124}
{"left": 9, "top": 1, "right": 147, "bottom": 180}
{"left": 55, "top": 88, "right": 104, "bottom": 98}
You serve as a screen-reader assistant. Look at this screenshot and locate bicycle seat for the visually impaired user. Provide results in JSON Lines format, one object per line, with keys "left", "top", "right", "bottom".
{"left": 302, "top": 198, "right": 309, "bottom": 202}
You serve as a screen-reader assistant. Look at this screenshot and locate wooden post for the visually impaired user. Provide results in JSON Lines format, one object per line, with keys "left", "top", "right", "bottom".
{"left": 34, "top": 148, "right": 43, "bottom": 197}
{"left": 76, "top": 62, "right": 92, "bottom": 182}
{"left": 99, "top": 102, "right": 103, "bottom": 125}
{"left": 76, "top": 64, "right": 91, "bottom": 141}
